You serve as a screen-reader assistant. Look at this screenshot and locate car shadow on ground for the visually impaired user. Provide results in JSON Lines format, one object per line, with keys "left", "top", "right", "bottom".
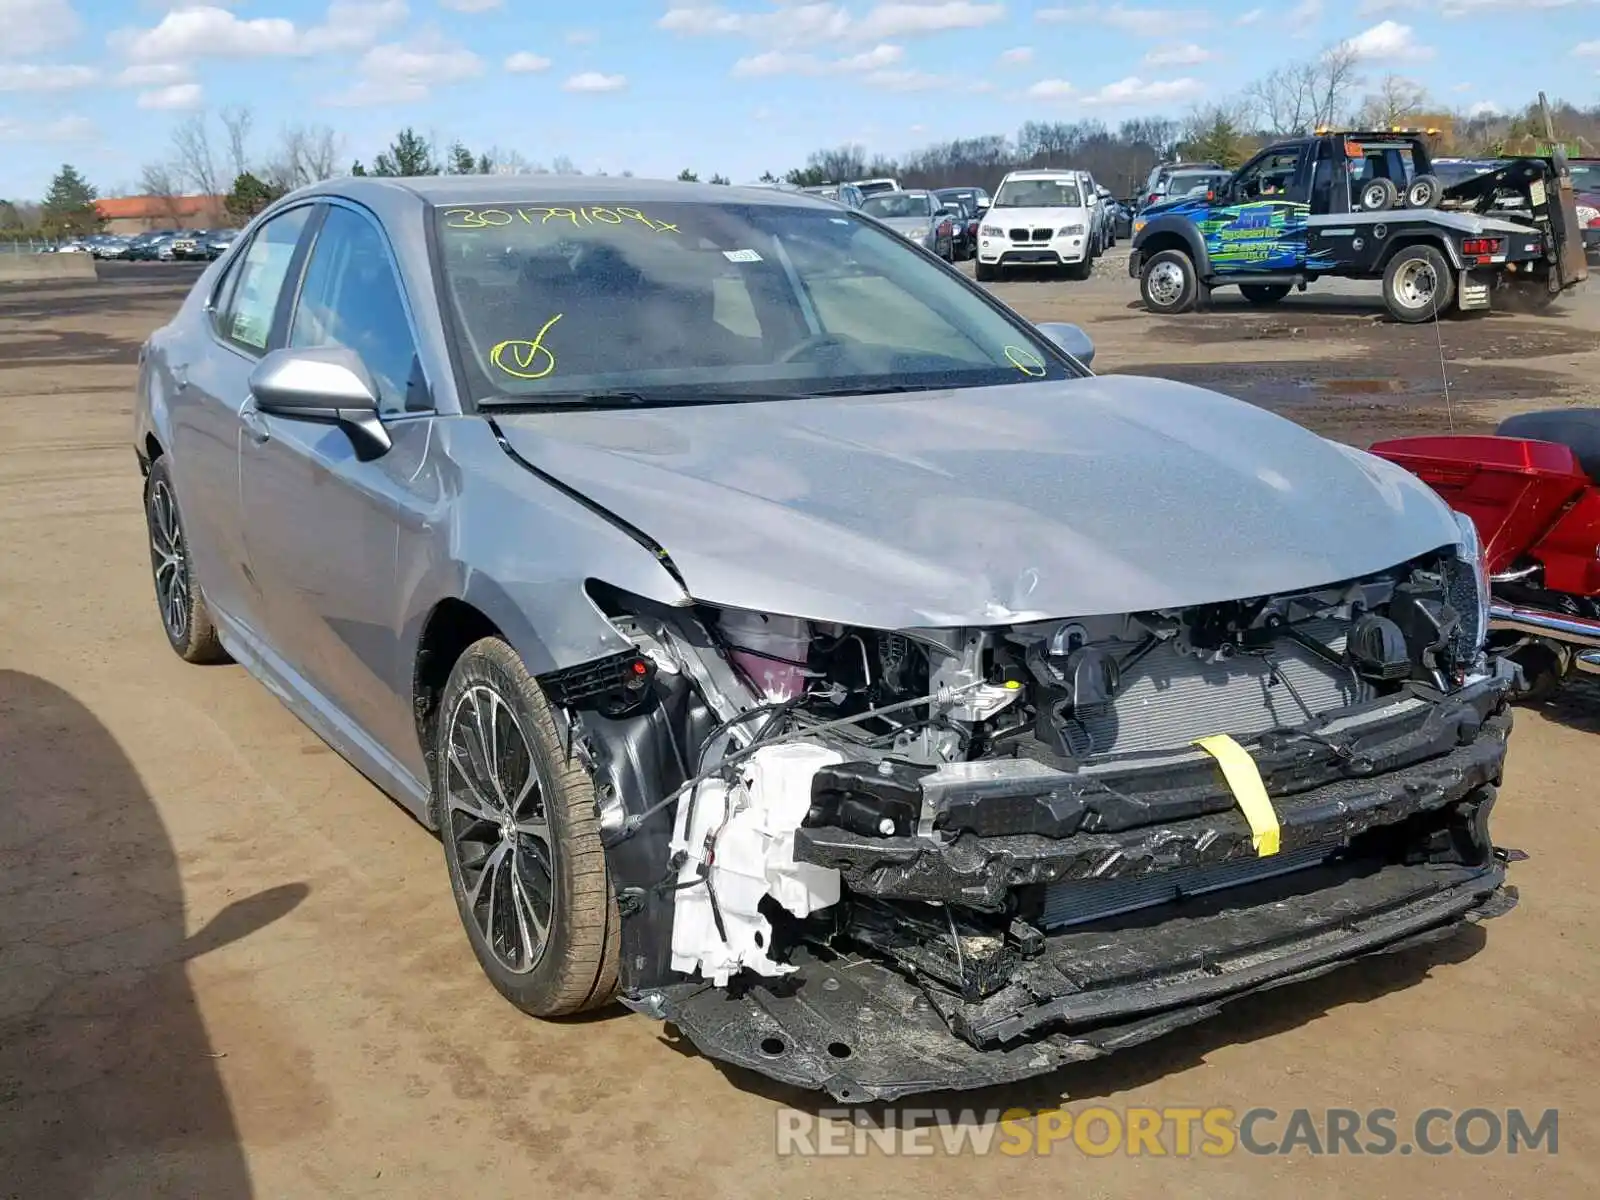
{"left": 659, "top": 916, "right": 1488, "bottom": 1118}
{"left": 0, "top": 669, "right": 307, "bottom": 1197}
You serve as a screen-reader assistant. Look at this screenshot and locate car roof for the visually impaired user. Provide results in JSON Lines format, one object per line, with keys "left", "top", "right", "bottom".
{"left": 1003, "top": 169, "right": 1085, "bottom": 180}
{"left": 297, "top": 174, "right": 840, "bottom": 211}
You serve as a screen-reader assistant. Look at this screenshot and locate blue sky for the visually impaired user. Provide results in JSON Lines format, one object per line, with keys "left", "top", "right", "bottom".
{"left": 2, "top": 0, "right": 1597, "bottom": 200}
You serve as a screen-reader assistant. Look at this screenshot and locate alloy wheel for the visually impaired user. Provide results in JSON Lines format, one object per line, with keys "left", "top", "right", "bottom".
{"left": 148, "top": 479, "right": 189, "bottom": 644}
{"left": 1395, "top": 259, "right": 1436, "bottom": 309}
{"left": 1147, "top": 260, "right": 1187, "bottom": 307}
{"left": 444, "top": 684, "right": 556, "bottom": 975}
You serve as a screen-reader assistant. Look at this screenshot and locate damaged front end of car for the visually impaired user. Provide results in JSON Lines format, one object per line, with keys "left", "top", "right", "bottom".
{"left": 545, "top": 534, "right": 1517, "bottom": 1101}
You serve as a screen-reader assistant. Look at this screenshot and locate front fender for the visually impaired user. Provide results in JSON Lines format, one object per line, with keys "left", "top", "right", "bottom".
{"left": 1131, "top": 214, "right": 1213, "bottom": 278}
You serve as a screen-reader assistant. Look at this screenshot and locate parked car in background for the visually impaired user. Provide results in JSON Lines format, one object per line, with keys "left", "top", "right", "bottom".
{"left": 169, "top": 231, "right": 211, "bottom": 261}
{"left": 125, "top": 231, "right": 179, "bottom": 261}
{"left": 977, "top": 168, "right": 1098, "bottom": 281}
{"left": 930, "top": 192, "right": 977, "bottom": 260}
{"left": 203, "top": 229, "right": 242, "bottom": 260}
{"left": 859, "top": 189, "right": 956, "bottom": 259}
{"left": 1139, "top": 160, "right": 1227, "bottom": 211}
{"left": 935, "top": 187, "right": 990, "bottom": 258}
{"left": 802, "top": 183, "right": 866, "bottom": 209}
{"left": 851, "top": 176, "right": 901, "bottom": 198}
{"left": 1572, "top": 158, "right": 1599, "bottom": 261}
{"left": 1093, "top": 183, "right": 1119, "bottom": 248}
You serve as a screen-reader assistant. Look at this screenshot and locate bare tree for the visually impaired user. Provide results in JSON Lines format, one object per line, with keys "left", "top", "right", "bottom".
{"left": 220, "top": 105, "right": 253, "bottom": 182}
{"left": 1244, "top": 44, "right": 1362, "bottom": 134}
{"left": 171, "top": 114, "right": 221, "bottom": 199}
{"left": 139, "top": 161, "right": 186, "bottom": 226}
{"left": 1310, "top": 43, "right": 1361, "bottom": 129}
{"left": 264, "top": 124, "right": 342, "bottom": 190}
{"left": 1357, "top": 75, "right": 1429, "bottom": 128}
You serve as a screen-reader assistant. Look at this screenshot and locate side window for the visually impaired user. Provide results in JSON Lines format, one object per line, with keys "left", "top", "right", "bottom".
{"left": 218, "top": 207, "right": 311, "bottom": 352}
{"left": 1237, "top": 150, "right": 1308, "bottom": 203}
{"left": 288, "top": 206, "right": 428, "bottom": 414}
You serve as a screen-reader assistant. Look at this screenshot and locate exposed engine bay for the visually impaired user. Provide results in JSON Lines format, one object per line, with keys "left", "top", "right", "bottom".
{"left": 541, "top": 542, "right": 1516, "bottom": 1100}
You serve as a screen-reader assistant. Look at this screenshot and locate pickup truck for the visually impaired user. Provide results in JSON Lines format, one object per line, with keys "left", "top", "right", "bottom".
{"left": 1129, "top": 129, "right": 1589, "bottom": 323}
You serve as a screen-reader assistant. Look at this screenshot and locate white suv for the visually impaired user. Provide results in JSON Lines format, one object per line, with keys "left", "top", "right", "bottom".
{"left": 976, "top": 169, "right": 1098, "bottom": 282}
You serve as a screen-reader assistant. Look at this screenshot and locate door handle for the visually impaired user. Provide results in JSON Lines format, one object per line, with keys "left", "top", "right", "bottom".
{"left": 241, "top": 407, "right": 271, "bottom": 445}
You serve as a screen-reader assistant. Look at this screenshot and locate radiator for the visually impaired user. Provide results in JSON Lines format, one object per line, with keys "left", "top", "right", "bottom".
{"left": 1077, "top": 619, "right": 1366, "bottom": 755}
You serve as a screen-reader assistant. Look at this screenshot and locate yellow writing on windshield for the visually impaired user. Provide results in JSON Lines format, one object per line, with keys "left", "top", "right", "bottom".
{"left": 489, "top": 313, "right": 564, "bottom": 380}
{"left": 1004, "top": 345, "right": 1048, "bottom": 377}
{"left": 442, "top": 206, "right": 680, "bottom": 234}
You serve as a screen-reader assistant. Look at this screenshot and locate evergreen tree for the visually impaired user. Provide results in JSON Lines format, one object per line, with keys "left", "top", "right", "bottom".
{"left": 41, "top": 164, "right": 102, "bottom": 237}
{"left": 676, "top": 168, "right": 699, "bottom": 182}
{"left": 372, "top": 129, "right": 438, "bottom": 177}
{"left": 224, "top": 172, "right": 285, "bottom": 221}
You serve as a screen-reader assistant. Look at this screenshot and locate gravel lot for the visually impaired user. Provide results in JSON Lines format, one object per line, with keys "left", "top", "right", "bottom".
{"left": 3, "top": 260, "right": 1598, "bottom": 1198}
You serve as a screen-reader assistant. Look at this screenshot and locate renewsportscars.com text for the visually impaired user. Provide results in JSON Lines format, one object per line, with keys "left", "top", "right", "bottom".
{"left": 774, "top": 1106, "right": 1559, "bottom": 1158}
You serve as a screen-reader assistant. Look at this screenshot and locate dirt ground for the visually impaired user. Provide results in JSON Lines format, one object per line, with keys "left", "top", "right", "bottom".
{"left": 3, "top": 260, "right": 1599, "bottom": 1198}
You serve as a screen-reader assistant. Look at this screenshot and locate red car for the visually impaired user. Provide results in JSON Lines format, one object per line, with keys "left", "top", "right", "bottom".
{"left": 1572, "top": 158, "right": 1599, "bottom": 260}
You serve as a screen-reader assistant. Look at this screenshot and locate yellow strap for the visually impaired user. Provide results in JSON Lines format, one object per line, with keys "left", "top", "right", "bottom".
{"left": 1193, "top": 734, "right": 1281, "bottom": 857}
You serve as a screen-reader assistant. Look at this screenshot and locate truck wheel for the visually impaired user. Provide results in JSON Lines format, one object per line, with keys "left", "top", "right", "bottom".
{"left": 1382, "top": 244, "right": 1455, "bottom": 323}
{"left": 1359, "top": 178, "right": 1399, "bottom": 212}
{"left": 975, "top": 260, "right": 997, "bottom": 282}
{"left": 1140, "top": 249, "right": 1198, "bottom": 314}
{"left": 1240, "top": 284, "right": 1291, "bottom": 305}
{"left": 1404, "top": 174, "right": 1442, "bottom": 209}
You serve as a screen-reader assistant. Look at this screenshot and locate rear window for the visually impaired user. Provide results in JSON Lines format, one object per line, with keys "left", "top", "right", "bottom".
{"left": 862, "top": 193, "right": 934, "bottom": 218}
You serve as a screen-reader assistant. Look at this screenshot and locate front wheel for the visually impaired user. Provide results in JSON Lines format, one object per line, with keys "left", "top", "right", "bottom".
{"left": 1139, "top": 248, "right": 1199, "bottom": 314}
{"left": 435, "top": 637, "right": 619, "bottom": 1017}
{"left": 1063, "top": 257, "right": 1093, "bottom": 282}
{"left": 1382, "top": 244, "right": 1455, "bottom": 323}
{"left": 975, "top": 260, "right": 997, "bottom": 282}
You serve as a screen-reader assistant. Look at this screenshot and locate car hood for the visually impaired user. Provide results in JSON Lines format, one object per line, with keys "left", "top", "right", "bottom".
{"left": 877, "top": 215, "right": 935, "bottom": 236}
{"left": 493, "top": 376, "right": 1461, "bottom": 629}
{"left": 986, "top": 206, "right": 1088, "bottom": 227}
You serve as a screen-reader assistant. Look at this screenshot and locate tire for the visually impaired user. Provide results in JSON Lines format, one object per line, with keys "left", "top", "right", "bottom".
{"left": 1382, "top": 244, "right": 1455, "bottom": 323}
{"left": 1063, "top": 257, "right": 1093, "bottom": 281}
{"left": 1359, "top": 178, "right": 1399, "bottom": 212}
{"left": 975, "top": 260, "right": 997, "bottom": 282}
{"left": 1240, "top": 283, "right": 1291, "bottom": 305}
{"left": 1139, "top": 248, "right": 1199, "bottom": 314}
{"left": 434, "top": 637, "right": 619, "bottom": 1017}
{"left": 143, "top": 456, "right": 228, "bottom": 664}
{"left": 1404, "top": 173, "right": 1442, "bottom": 209}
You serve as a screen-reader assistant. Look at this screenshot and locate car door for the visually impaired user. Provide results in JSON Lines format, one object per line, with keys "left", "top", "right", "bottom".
{"left": 238, "top": 200, "right": 436, "bottom": 762}
{"left": 167, "top": 203, "right": 315, "bottom": 642}
{"left": 1202, "top": 145, "right": 1313, "bottom": 275}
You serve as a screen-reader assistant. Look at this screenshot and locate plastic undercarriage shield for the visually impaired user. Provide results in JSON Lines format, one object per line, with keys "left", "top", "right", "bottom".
{"left": 653, "top": 858, "right": 1514, "bottom": 1102}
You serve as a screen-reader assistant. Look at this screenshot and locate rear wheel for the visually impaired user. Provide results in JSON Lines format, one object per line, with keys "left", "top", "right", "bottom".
{"left": 435, "top": 637, "right": 619, "bottom": 1017}
{"left": 1240, "top": 283, "right": 1291, "bottom": 305}
{"left": 144, "top": 456, "right": 228, "bottom": 664}
{"left": 1382, "top": 244, "right": 1455, "bottom": 323}
{"left": 1139, "top": 248, "right": 1199, "bottom": 314}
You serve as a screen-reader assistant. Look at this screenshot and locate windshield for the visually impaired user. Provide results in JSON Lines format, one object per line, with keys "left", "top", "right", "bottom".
{"left": 855, "top": 180, "right": 897, "bottom": 197}
{"left": 993, "top": 179, "right": 1083, "bottom": 209}
{"left": 433, "top": 200, "right": 1078, "bottom": 405}
{"left": 1167, "top": 170, "right": 1227, "bottom": 195}
{"left": 1572, "top": 162, "right": 1599, "bottom": 194}
{"left": 861, "top": 193, "right": 933, "bottom": 219}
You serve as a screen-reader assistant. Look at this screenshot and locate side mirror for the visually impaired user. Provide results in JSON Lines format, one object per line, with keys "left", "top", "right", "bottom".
{"left": 1035, "top": 321, "right": 1095, "bottom": 368}
{"left": 248, "top": 346, "right": 392, "bottom": 461}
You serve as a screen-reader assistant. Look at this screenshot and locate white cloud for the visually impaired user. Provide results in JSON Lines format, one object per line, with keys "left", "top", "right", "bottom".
{"left": 1290, "top": 0, "right": 1324, "bottom": 22}
{"left": 660, "top": 2, "right": 1003, "bottom": 44}
{"left": 1080, "top": 75, "right": 1204, "bottom": 105}
{"left": 1142, "top": 43, "right": 1213, "bottom": 65}
{"left": 1467, "top": 100, "right": 1504, "bottom": 116}
{"left": 1341, "top": 19, "right": 1433, "bottom": 61}
{"left": 138, "top": 82, "right": 204, "bottom": 110}
{"left": 860, "top": 67, "right": 946, "bottom": 90}
{"left": 0, "top": 0, "right": 83, "bottom": 57}
{"left": 115, "top": 62, "right": 191, "bottom": 86}
{"left": 730, "top": 42, "right": 905, "bottom": 77}
{"left": 1235, "top": 6, "right": 1264, "bottom": 21}
{"left": 563, "top": 70, "right": 627, "bottom": 92}
{"left": 565, "top": 28, "right": 596, "bottom": 44}
{"left": 504, "top": 51, "right": 552, "bottom": 72}
{"left": 1036, "top": 4, "right": 1211, "bottom": 36}
{"left": 0, "top": 114, "right": 95, "bottom": 141}
{"left": 0, "top": 63, "right": 97, "bottom": 90}
{"left": 115, "top": 0, "right": 405, "bottom": 62}
{"left": 999, "top": 46, "right": 1034, "bottom": 63}
{"left": 1575, "top": 39, "right": 1600, "bottom": 56}
{"left": 1025, "top": 78, "right": 1076, "bottom": 98}
{"left": 440, "top": 0, "right": 501, "bottom": 9}
{"left": 324, "top": 34, "right": 483, "bottom": 105}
